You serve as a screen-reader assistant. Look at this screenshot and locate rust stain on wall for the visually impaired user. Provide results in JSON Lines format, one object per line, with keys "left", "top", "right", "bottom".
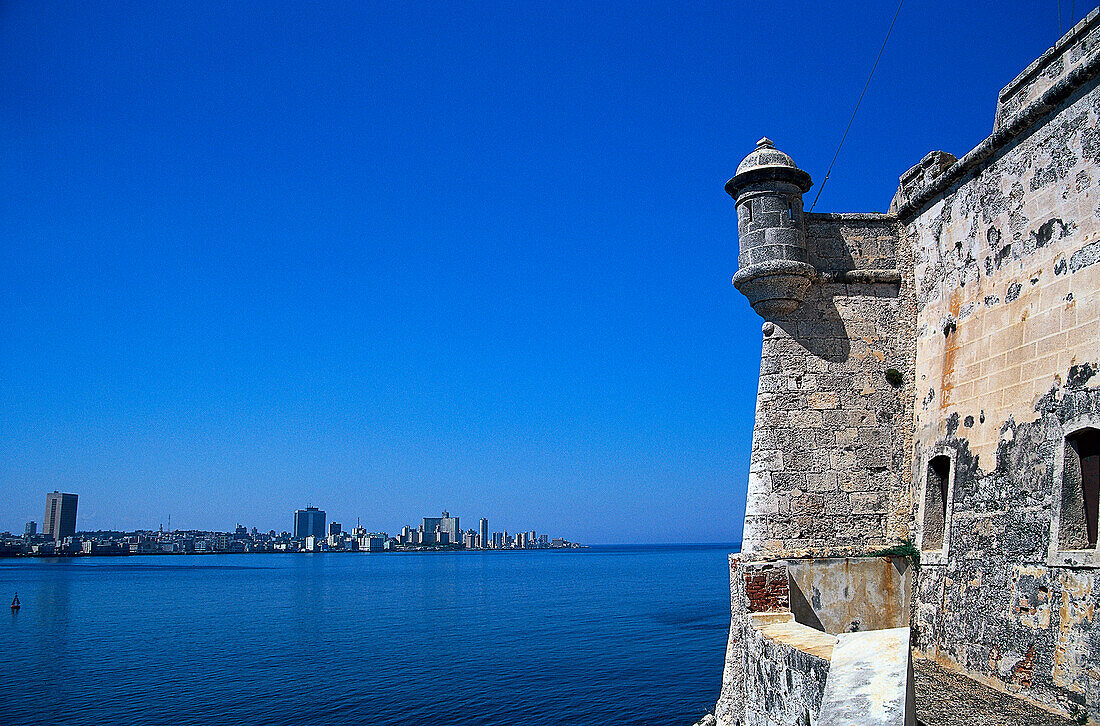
{"left": 939, "top": 287, "right": 962, "bottom": 412}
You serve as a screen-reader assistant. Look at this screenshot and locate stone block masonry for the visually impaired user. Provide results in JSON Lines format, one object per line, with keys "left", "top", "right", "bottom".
{"left": 741, "top": 213, "right": 915, "bottom": 561}
{"left": 712, "top": 9, "right": 1100, "bottom": 726}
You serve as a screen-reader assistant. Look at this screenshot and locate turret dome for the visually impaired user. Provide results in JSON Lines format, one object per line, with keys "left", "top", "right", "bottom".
{"left": 726, "top": 137, "right": 813, "bottom": 198}
{"left": 735, "top": 137, "right": 799, "bottom": 175}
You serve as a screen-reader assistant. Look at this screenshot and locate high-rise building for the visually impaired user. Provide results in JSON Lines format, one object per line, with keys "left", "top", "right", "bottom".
{"left": 492, "top": 532, "right": 503, "bottom": 549}
{"left": 422, "top": 511, "right": 460, "bottom": 544}
{"left": 43, "top": 492, "right": 78, "bottom": 542}
{"left": 479, "top": 518, "right": 488, "bottom": 549}
{"left": 24, "top": 521, "right": 36, "bottom": 537}
{"left": 329, "top": 522, "right": 341, "bottom": 536}
{"left": 293, "top": 506, "right": 326, "bottom": 539}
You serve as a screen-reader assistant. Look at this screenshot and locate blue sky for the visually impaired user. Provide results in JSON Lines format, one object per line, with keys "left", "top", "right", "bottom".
{"left": 0, "top": 1, "right": 1082, "bottom": 542}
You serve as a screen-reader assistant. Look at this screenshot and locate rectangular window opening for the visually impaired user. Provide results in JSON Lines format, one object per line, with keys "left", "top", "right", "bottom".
{"left": 1061, "top": 428, "right": 1100, "bottom": 550}
{"left": 923, "top": 455, "right": 951, "bottom": 551}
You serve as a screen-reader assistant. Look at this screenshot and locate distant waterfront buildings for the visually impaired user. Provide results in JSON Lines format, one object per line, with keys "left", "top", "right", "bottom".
{"left": 293, "top": 506, "right": 326, "bottom": 539}
{"left": 2, "top": 496, "right": 579, "bottom": 557}
{"left": 43, "top": 491, "right": 78, "bottom": 542}
{"left": 357, "top": 533, "right": 385, "bottom": 552}
{"left": 421, "top": 511, "right": 459, "bottom": 545}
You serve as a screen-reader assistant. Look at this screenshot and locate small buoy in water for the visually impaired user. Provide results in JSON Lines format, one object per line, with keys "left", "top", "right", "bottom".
{"left": 10, "top": 593, "right": 20, "bottom": 610}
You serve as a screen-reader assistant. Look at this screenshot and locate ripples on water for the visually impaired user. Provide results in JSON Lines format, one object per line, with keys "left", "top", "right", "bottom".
{"left": 1, "top": 544, "right": 737, "bottom": 725}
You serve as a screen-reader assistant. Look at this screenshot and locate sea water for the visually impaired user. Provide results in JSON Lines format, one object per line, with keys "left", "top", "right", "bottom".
{"left": 0, "top": 544, "right": 736, "bottom": 725}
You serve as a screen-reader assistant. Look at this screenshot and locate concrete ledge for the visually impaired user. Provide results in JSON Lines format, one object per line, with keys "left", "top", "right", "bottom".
{"left": 818, "top": 627, "right": 915, "bottom": 726}
{"left": 806, "top": 212, "right": 898, "bottom": 222}
{"left": 817, "top": 269, "right": 901, "bottom": 285}
{"left": 751, "top": 612, "right": 838, "bottom": 661}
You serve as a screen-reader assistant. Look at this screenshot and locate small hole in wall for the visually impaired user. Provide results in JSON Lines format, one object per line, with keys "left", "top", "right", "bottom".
{"left": 885, "top": 369, "right": 904, "bottom": 387}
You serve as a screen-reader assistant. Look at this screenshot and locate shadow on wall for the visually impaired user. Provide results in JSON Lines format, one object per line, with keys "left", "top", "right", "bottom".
{"left": 787, "top": 557, "right": 913, "bottom": 635}
{"left": 767, "top": 215, "right": 901, "bottom": 365}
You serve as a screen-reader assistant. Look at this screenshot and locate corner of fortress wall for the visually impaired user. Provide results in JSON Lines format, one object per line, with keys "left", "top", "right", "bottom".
{"left": 713, "top": 8, "right": 1100, "bottom": 726}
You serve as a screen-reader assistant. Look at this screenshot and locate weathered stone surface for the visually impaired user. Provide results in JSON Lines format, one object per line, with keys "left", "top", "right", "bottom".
{"left": 904, "top": 22, "right": 1100, "bottom": 715}
{"left": 914, "top": 658, "right": 1076, "bottom": 726}
{"left": 712, "top": 12, "right": 1100, "bottom": 726}
{"left": 787, "top": 557, "right": 912, "bottom": 635}
{"left": 739, "top": 215, "right": 915, "bottom": 560}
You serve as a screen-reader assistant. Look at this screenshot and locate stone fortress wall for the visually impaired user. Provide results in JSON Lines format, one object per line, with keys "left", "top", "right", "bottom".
{"left": 904, "top": 9, "right": 1100, "bottom": 711}
{"left": 712, "top": 10, "right": 1100, "bottom": 726}
{"left": 741, "top": 212, "right": 913, "bottom": 561}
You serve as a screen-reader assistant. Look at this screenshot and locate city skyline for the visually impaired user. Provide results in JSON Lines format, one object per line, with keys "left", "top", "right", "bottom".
{"left": 10, "top": 491, "right": 595, "bottom": 547}
{"left": 5, "top": 491, "right": 586, "bottom": 556}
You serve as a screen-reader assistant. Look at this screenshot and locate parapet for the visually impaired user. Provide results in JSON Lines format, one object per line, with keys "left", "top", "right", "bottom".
{"left": 893, "top": 7, "right": 1100, "bottom": 221}
{"left": 994, "top": 8, "right": 1100, "bottom": 131}
{"left": 888, "top": 150, "right": 957, "bottom": 215}
{"left": 725, "top": 556, "right": 916, "bottom": 725}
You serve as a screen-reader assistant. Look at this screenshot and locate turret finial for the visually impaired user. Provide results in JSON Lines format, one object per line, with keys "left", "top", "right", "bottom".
{"left": 756, "top": 137, "right": 774, "bottom": 149}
